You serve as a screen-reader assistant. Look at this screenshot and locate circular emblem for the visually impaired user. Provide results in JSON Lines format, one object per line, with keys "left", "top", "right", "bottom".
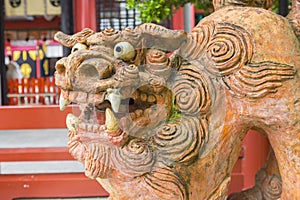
{"left": 9, "top": 0, "right": 21, "bottom": 8}
{"left": 50, "top": 0, "right": 60, "bottom": 7}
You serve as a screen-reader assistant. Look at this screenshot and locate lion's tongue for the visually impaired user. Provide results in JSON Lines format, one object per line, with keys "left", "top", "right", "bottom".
{"left": 96, "top": 108, "right": 122, "bottom": 131}
{"left": 96, "top": 111, "right": 106, "bottom": 125}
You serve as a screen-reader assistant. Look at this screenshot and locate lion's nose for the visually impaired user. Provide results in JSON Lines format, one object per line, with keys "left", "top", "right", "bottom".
{"left": 55, "top": 64, "right": 66, "bottom": 77}
{"left": 78, "top": 60, "right": 115, "bottom": 81}
{"left": 68, "top": 58, "right": 116, "bottom": 92}
{"left": 55, "top": 57, "right": 67, "bottom": 76}
{"left": 54, "top": 57, "right": 71, "bottom": 89}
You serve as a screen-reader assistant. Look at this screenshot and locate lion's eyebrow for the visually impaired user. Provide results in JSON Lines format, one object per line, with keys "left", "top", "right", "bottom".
{"left": 86, "top": 28, "right": 120, "bottom": 46}
{"left": 54, "top": 28, "right": 95, "bottom": 47}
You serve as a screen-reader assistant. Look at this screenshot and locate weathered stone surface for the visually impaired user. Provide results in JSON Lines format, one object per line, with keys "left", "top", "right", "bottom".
{"left": 54, "top": 2, "right": 300, "bottom": 199}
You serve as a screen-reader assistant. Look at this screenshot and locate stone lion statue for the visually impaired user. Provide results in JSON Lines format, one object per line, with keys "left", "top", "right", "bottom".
{"left": 54, "top": 0, "right": 300, "bottom": 199}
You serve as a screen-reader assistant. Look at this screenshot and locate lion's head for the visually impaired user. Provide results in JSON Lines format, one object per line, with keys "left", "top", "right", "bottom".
{"left": 54, "top": 5, "right": 299, "bottom": 199}
{"left": 54, "top": 24, "right": 213, "bottom": 199}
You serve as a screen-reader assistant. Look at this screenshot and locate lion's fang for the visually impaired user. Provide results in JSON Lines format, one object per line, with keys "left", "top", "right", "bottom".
{"left": 105, "top": 108, "right": 120, "bottom": 132}
{"left": 105, "top": 89, "right": 122, "bottom": 113}
{"left": 59, "top": 93, "right": 70, "bottom": 111}
{"left": 66, "top": 113, "right": 79, "bottom": 131}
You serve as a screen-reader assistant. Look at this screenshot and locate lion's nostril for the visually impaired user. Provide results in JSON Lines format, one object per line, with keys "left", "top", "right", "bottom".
{"left": 99, "top": 64, "right": 115, "bottom": 79}
{"left": 56, "top": 64, "right": 66, "bottom": 75}
{"left": 78, "top": 64, "right": 100, "bottom": 80}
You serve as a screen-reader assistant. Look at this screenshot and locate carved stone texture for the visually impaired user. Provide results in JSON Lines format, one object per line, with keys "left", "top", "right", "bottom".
{"left": 54, "top": 1, "right": 300, "bottom": 199}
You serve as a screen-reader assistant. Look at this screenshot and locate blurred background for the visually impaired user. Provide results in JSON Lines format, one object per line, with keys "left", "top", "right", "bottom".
{"left": 0, "top": 0, "right": 288, "bottom": 199}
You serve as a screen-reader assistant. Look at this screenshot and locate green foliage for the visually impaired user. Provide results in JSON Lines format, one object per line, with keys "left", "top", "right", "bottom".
{"left": 126, "top": 0, "right": 213, "bottom": 23}
{"left": 168, "top": 105, "right": 181, "bottom": 122}
{"left": 270, "top": 0, "right": 292, "bottom": 14}
{"left": 194, "top": 0, "right": 214, "bottom": 16}
{"left": 127, "top": 0, "right": 291, "bottom": 23}
{"left": 167, "top": 95, "right": 182, "bottom": 122}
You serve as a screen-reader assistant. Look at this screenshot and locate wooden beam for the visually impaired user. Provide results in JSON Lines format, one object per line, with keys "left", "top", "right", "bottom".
{"left": 0, "top": 105, "right": 78, "bottom": 130}
{"left": 0, "top": 173, "right": 108, "bottom": 199}
{"left": 0, "top": 147, "right": 73, "bottom": 162}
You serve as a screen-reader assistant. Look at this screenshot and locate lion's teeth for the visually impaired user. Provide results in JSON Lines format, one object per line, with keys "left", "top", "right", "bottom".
{"left": 147, "top": 94, "right": 156, "bottom": 103}
{"left": 135, "top": 109, "right": 143, "bottom": 118}
{"left": 66, "top": 113, "right": 79, "bottom": 131}
{"left": 140, "top": 93, "right": 148, "bottom": 102}
{"left": 59, "top": 93, "right": 70, "bottom": 110}
{"left": 105, "top": 108, "right": 119, "bottom": 132}
{"left": 105, "top": 89, "right": 122, "bottom": 113}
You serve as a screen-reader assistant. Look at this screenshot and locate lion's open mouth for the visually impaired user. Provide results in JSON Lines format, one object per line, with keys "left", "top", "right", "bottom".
{"left": 55, "top": 46, "right": 173, "bottom": 148}
{"left": 60, "top": 83, "right": 166, "bottom": 147}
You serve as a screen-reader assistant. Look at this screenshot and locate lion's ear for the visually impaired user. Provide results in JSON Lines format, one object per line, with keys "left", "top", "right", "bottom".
{"left": 135, "top": 23, "right": 187, "bottom": 52}
{"left": 54, "top": 28, "right": 94, "bottom": 48}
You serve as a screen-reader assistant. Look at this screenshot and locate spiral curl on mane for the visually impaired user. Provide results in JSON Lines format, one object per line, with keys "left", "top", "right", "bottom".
{"left": 262, "top": 175, "right": 282, "bottom": 200}
{"left": 110, "top": 139, "right": 156, "bottom": 177}
{"left": 114, "top": 64, "right": 139, "bottom": 86}
{"left": 173, "top": 65, "right": 211, "bottom": 115}
{"left": 179, "top": 22, "right": 253, "bottom": 77}
{"left": 145, "top": 49, "right": 171, "bottom": 79}
{"left": 205, "top": 23, "right": 253, "bottom": 76}
{"left": 180, "top": 21, "right": 215, "bottom": 61}
{"left": 153, "top": 116, "right": 208, "bottom": 165}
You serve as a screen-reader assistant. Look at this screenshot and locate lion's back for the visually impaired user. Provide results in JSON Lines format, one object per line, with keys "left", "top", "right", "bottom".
{"left": 199, "top": 6, "right": 300, "bottom": 71}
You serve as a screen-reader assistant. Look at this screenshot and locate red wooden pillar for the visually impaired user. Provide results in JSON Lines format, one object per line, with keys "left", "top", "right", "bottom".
{"left": 242, "top": 130, "right": 270, "bottom": 188}
{"left": 172, "top": 8, "right": 185, "bottom": 30}
{"left": 172, "top": 5, "right": 195, "bottom": 31}
{"left": 228, "top": 130, "right": 270, "bottom": 194}
{"left": 74, "top": 0, "right": 97, "bottom": 32}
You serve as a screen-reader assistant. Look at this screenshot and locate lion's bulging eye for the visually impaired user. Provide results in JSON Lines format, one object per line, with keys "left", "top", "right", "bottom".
{"left": 114, "top": 42, "right": 136, "bottom": 61}
{"left": 115, "top": 46, "right": 122, "bottom": 53}
{"left": 71, "top": 43, "right": 88, "bottom": 53}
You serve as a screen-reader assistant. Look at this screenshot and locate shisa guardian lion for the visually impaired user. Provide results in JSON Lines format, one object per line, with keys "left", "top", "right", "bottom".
{"left": 54, "top": 0, "right": 300, "bottom": 199}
